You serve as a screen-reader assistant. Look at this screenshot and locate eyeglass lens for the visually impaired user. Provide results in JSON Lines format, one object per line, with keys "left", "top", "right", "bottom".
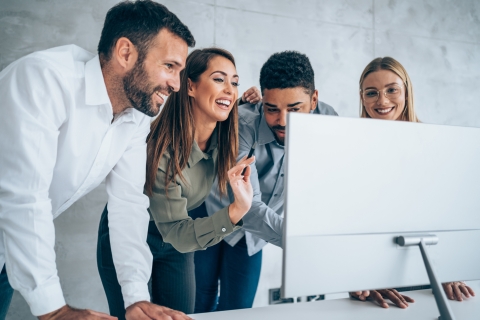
{"left": 363, "top": 85, "right": 402, "bottom": 102}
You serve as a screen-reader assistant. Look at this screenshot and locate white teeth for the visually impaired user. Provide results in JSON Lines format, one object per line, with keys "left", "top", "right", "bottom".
{"left": 215, "top": 99, "right": 231, "bottom": 106}
{"left": 377, "top": 107, "right": 393, "bottom": 114}
{"left": 155, "top": 91, "right": 168, "bottom": 100}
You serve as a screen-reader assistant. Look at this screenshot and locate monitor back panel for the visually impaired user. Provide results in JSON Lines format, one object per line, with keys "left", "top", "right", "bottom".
{"left": 282, "top": 114, "right": 480, "bottom": 298}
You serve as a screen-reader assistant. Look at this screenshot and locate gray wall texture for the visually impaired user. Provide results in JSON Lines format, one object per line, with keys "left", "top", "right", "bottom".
{"left": 1, "top": 0, "right": 480, "bottom": 318}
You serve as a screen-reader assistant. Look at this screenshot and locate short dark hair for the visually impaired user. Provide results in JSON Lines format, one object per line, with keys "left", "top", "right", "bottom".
{"left": 259, "top": 51, "right": 315, "bottom": 95}
{"left": 98, "top": 0, "right": 195, "bottom": 62}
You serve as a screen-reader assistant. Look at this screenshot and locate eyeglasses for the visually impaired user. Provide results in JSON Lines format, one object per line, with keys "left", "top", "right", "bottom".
{"left": 361, "top": 84, "right": 404, "bottom": 103}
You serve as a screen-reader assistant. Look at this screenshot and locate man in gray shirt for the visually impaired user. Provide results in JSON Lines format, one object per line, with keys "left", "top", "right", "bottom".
{"left": 192, "top": 51, "right": 337, "bottom": 313}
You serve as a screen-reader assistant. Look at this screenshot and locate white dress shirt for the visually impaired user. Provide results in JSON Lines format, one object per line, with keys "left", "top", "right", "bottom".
{"left": 0, "top": 45, "right": 152, "bottom": 316}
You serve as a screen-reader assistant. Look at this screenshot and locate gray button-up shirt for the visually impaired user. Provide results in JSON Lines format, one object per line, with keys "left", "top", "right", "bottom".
{"left": 205, "top": 101, "right": 338, "bottom": 255}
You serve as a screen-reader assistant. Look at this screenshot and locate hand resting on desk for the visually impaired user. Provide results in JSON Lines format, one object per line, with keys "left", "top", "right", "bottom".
{"left": 126, "top": 301, "right": 192, "bottom": 320}
{"left": 443, "top": 281, "right": 475, "bottom": 301}
{"left": 350, "top": 281, "right": 475, "bottom": 309}
{"left": 349, "top": 289, "right": 414, "bottom": 309}
{"left": 38, "top": 305, "right": 117, "bottom": 320}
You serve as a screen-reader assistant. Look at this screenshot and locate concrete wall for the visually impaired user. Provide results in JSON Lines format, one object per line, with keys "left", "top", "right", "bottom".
{"left": 1, "top": 0, "right": 479, "bottom": 318}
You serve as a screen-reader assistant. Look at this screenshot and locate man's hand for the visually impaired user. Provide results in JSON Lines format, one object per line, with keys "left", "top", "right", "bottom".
{"left": 241, "top": 86, "right": 262, "bottom": 104}
{"left": 443, "top": 282, "right": 475, "bottom": 301}
{"left": 350, "top": 289, "right": 414, "bottom": 308}
{"left": 126, "top": 301, "right": 192, "bottom": 320}
{"left": 38, "top": 305, "right": 116, "bottom": 320}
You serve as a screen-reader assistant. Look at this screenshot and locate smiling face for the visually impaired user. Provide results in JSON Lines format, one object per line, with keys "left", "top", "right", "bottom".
{"left": 188, "top": 55, "right": 239, "bottom": 124}
{"left": 123, "top": 28, "right": 188, "bottom": 117}
{"left": 361, "top": 69, "right": 406, "bottom": 121}
{"left": 263, "top": 87, "right": 318, "bottom": 145}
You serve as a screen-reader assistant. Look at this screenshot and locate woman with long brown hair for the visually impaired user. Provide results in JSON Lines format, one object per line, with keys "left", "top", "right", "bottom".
{"left": 97, "top": 48, "right": 254, "bottom": 319}
{"left": 351, "top": 56, "right": 475, "bottom": 308}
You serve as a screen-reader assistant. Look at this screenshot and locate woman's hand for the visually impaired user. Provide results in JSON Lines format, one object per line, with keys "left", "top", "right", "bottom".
{"left": 350, "top": 289, "right": 414, "bottom": 308}
{"left": 241, "top": 86, "right": 262, "bottom": 104}
{"left": 227, "top": 156, "right": 255, "bottom": 224}
{"left": 443, "top": 282, "right": 475, "bottom": 301}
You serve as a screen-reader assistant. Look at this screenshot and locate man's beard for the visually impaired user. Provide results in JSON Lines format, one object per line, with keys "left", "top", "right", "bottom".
{"left": 123, "top": 60, "right": 170, "bottom": 117}
{"left": 270, "top": 125, "right": 286, "bottom": 146}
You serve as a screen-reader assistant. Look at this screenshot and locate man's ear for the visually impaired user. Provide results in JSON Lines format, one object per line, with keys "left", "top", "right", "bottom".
{"left": 112, "top": 37, "right": 138, "bottom": 71}
{"left": 310, "top": 89, "right": 319, "bottom": 111}
{"left": 187, "top": 78, "right": 195, "bottom": 98}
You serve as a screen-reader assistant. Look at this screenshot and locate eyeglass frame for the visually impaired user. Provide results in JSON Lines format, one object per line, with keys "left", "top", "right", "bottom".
{"left": 360, "top": 83, "right": 405, "bottom": 103}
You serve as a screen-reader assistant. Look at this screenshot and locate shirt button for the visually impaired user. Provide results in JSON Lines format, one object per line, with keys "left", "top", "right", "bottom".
{"left": 281, "top": 174, "right": 284, "bottom": 177}
{"left": 274, "top": 194, "right": 278, "bottom": 197}
{"left": 221, "top": 227, "right": 226, "bottom": 232}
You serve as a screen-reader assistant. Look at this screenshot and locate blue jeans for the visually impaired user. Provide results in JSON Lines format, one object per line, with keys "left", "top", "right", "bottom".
{"left": 191, "top": 204, "right": 262, "bottom": 313}
{"left": 97, "top": 205, "right": 195, "bottom": 319}
{"left": 0, "top": 265, "right": 13, "bottom": 320}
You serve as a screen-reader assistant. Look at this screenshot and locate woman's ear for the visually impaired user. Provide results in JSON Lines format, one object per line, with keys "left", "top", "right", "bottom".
{"left": 187, "top": 78, "right": 195, "bottom": 98}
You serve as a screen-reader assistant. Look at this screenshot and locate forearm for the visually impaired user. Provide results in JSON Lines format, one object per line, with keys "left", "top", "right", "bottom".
{"left": 107, "top": 200, "right": 152, "bottom": 308}
{"left": 0, "top": 204, "right": 66, "bottom": 316}
{"left": 156, "top": 206, "right": 241, "bottom": 253}
{"left": 106, "top": 117, "right": 154, "bottom": 308}
{"left": 240, "top": 201, "right": 284, "bottom": 247}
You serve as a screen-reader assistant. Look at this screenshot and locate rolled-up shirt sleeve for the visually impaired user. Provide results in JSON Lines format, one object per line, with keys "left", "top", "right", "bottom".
{"left": 106, "top": 116, "right": 152, "bottom": 309}
{"left": 149, "top": 154, "right": 241, "bottom": 253}
{"left": 0, "top": 58, "right": 67, "bottom": 316}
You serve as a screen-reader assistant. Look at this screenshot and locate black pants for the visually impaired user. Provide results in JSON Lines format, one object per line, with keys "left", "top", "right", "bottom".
{"left": 97, "top": 206, "right": 195, "bottom": 320}
{"left": 0, "top": 265, "right": 13, "bottom": 320}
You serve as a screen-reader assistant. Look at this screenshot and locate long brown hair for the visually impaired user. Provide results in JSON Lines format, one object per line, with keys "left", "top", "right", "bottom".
{"left": 145, "top": 48, "right": 239, "bottom": 197}
{"left": 359, "top": 57, "right": 419, "bottom": 122}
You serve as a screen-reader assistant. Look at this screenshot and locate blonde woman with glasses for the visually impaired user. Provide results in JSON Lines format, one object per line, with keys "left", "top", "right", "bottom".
{"left": 350, "top": 56, "right": 475, "bottom": 308}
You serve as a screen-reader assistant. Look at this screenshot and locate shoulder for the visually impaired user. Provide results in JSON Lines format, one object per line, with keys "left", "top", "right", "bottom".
{"left": 1, "top": 45, "right": 94, "bottom": 89}
{"left": 314, "top": 101, "right": 339, "bottom": 116}
{"left": 238, "top": 102, "right": 262, "bottom": 124}
{"left": 238, "top": 102, "right": 263, "bottom": 142}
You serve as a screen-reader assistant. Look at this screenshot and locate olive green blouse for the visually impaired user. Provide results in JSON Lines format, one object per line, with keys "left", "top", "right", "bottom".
{"left": 148, "top": 131, "right": 242, "bottom": 253}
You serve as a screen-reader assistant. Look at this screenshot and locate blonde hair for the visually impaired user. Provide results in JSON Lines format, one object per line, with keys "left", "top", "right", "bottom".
{"left": 359, "top": 57, "right": 419, "bottom": 122}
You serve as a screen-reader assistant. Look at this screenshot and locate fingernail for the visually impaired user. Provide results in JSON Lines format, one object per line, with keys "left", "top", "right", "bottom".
{"left": 383, "top": 303, "right": 389, "bottom": 308}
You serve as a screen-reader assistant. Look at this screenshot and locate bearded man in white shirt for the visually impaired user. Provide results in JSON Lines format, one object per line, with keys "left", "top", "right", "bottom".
{"left": 0, "top": 1, "right": 194, "bottom": 319}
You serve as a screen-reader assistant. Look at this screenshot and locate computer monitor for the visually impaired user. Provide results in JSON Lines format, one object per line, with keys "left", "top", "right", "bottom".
{"left": 282, "top": 114, "right": 480, "bottom": 303}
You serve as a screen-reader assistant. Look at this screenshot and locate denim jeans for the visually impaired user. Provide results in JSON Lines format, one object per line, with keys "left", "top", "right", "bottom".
{"left": 97, "top": 205, "right": 195, "bottom": 320}
{"left": 190, "top": 204, "right": 262, "bottom": 313}
{"left": 0, "top": 265, "right": 13, "bottom": 320}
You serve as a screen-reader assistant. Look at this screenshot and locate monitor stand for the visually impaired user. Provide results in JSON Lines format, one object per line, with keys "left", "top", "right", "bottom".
{"left": 396, "top": 235, "right": 456, "bottom": 320}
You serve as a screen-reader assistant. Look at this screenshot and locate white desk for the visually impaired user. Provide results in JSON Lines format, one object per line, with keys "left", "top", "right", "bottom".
{"left": 190, "top": 281, "right": 480, "bottom": 319}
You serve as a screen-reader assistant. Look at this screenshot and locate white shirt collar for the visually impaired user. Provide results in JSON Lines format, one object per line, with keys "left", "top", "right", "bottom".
{"left": 85, "top": 55, "right": 138, "bottom": 124}
{"left": 85, "top": 55, "right": 111, "bottom": 107}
